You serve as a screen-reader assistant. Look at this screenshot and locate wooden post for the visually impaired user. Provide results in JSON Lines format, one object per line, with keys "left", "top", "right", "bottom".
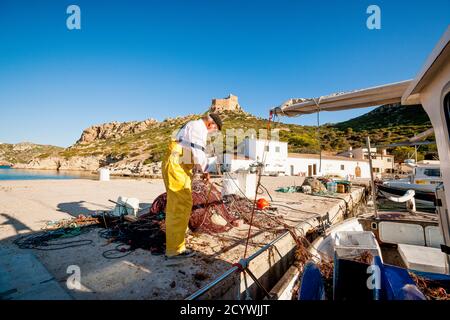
{"left": 366, "top": 136, "right": 378, "bottom": 218}
{"left": 317, "top": 110, "right": 322, "bottom": 174}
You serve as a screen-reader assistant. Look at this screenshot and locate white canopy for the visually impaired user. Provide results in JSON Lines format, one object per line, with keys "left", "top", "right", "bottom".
{"left": 272, "top": 80, "right": 412, "bottom": 117}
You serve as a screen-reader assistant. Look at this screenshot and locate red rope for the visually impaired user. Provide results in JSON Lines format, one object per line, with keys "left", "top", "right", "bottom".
{"left": 232, "top": 262, "right": 245, "bottom": 272}
{"left": 242, "top": 111, "right": 273, "bottom": 259}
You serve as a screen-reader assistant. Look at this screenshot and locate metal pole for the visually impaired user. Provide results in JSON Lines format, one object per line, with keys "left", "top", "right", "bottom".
{"left": 244, "top": 268, "right": 272, "bottom": 298}
{"left": 317, "top": 109, "right": 322, "bottom": 174}
{"left": 185, "top": 227, "right": 293, "bottom": 300}
{"left": 392, "top": 156, "right": 394, "bottom": 180}
{"left": 366, "top": 136, "right": 378, "bottom": 218}
{"left": 415, "top": 145, "right": 418, "bottom": 163}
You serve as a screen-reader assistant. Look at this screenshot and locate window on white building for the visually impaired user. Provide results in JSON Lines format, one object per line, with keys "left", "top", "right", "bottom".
{"left": 340, "top": 164, "right": 345, "bottom": 170}
{"left": 387, "top": 158, "right": 392, "bottom": 162}
{"left": 265, "top": 145, "right": 269, "bottom": 152}
{"left": 424, "top": 168, "right": 441, "bottom": 177}
{"left": 275, "top": 146, "right": 280, "bottom": 152}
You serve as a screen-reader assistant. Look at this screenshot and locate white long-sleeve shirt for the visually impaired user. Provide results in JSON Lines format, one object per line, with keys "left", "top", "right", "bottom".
{"left": 175, "top": 119, "right": 208, "bottom": 171}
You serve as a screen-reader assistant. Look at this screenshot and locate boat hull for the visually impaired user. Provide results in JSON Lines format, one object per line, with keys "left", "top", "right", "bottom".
{"left": 377, "top": 184, "right": 436, "bottom": 207}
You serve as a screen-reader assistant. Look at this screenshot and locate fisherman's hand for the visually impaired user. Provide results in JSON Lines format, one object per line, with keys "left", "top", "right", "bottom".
{"left": 193, "top": 164, "right": 203, "bottom": 174}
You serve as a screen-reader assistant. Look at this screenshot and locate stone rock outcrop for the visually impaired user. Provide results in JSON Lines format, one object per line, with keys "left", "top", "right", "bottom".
{"left": 108, "top": 160, "right": 162, "bottom": 178}
{"left": 77, "top": 118, "right": 158, "bottom": 144}
{"left": 11, "top": 142, "right": 36, "bottom": 152}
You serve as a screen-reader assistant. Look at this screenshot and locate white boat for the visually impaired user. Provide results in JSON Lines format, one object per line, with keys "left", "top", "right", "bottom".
{"left": 384, "top": 162, "right": 442, "bottom": 192}
{"left": 269, "top": 26, "right": 450, "bottom": 300}
{"left": 271, "top": 210, "right": 449, "bottom": 300}
{"left": 378, "top": 163, "right": 442, "bottom": 207}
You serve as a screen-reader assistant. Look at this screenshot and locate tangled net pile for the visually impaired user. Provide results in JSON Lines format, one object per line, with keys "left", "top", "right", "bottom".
{"left": 410, "top": 273, "right": 450, "bottom": 300}
{"left": 142, "top": 179, "right": 283, "bottom": 233}
{"left": 14, "top": 215, "right": 100, "bottom": 250}
{"left": 289, "top": 227, "right": 334, "bottom": 300}
{"left": 99, "top": 214, "right": 166, "bottom": 258}
{"left": 143, "top": 180, "right": 240, "bottom": 233}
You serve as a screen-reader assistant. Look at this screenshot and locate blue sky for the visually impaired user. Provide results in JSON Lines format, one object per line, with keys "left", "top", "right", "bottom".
{"left": 0, "top": 0, "right": 449, "bottom": 147}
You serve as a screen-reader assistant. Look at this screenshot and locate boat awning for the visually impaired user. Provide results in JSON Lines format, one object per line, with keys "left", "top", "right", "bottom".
{"left": 272, "top": 80, "right": 412, "bottom": 117}
{"left": 402, "top": 26, "right": 450, "bottom": 105}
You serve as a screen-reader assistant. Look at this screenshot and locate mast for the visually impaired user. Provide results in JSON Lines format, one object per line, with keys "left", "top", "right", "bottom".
{"left": 366, "top": 136, "right": 378, "bottom": 218}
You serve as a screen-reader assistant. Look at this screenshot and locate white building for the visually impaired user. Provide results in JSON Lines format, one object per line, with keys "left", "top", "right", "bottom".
{"left": 222, "top": 154, "right": 253, "bottom": 172}
{"left": 223, "top": 138, "right": 288, "bottom": 174}
{"left": 286, "top": 153, "right": 371, "bottom": 178}
{"left": 222, "top": 138, "right": 371, "bottom": 178}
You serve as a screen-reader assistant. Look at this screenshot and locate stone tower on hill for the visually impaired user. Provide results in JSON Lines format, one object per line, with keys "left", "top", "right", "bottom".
{"left": 210, "top": 94, "right": 242, "bottom": 112}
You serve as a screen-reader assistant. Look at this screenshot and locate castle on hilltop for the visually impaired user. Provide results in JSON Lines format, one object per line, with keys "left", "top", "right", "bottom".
{"left": 210, "top": 94, "right": 242, "bottom": 112}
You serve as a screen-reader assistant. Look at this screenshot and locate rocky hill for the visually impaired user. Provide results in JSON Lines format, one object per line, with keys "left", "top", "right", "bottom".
{"left": 76, "top": 118, "right": 158, "bottom": 144}
{"left": 10, "top": 103, "right": 434, "bottom": 176}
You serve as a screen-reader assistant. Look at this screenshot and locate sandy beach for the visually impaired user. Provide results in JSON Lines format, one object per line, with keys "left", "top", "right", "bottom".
{"left": 0, "top": 179, "right": 166, "bottom": 241}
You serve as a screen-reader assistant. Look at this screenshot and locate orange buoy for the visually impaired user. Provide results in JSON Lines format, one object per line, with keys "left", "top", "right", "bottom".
{"left": 256, "top": 198, "right": 270, "bottom": 210}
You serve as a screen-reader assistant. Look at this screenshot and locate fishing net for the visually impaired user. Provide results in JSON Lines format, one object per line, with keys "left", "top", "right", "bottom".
{"left": 14, "top": 215, "right": 100, "bottom": 250}
{"left": 189, "top": 180, "right": 240, "bottom": 233}
{"left": 409, "top": 273, "right": 450, "bottom": 300}
{"left": 143, "top": 179, "right": 240, "bottom": 233}
{"left": 101, "top": 179, "right": 285, "bottom": 257}
{"left": 99, "top": 214, "right": 166, "bottom": 257}
{"left": 103, "top": 175, "right": 331, "bottom": 259}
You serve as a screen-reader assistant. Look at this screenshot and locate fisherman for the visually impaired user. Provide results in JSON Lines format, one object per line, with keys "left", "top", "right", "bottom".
{"left": 162, "top": 113, "right": 222, "bottom": 258}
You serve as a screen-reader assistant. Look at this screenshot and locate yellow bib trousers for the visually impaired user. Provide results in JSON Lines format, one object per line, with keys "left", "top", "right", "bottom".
{"left": 162, "top": 141, "right": 194, "bottom": 256}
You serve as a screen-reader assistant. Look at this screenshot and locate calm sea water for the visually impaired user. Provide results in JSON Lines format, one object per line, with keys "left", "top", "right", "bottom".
{"left": 0, "top": 166, "right": 94, "bottom": 180}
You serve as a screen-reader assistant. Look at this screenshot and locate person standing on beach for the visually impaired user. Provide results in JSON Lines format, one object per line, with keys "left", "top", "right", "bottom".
{"left": 162, "top": 113, "right": 222, "bottom": 258}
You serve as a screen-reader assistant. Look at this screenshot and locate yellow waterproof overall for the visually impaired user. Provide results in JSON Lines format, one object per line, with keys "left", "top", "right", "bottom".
{"left": 162, "top": 141, "right": 194, "bottom": 256}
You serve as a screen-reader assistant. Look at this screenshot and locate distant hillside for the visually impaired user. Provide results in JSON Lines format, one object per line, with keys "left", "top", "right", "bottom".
{"left": 10, "top": 103, "right": 436, "bottom": 176}
{"left": 0, "top": 142, "right": 63, "bottom": 165}
{"left": 333, "top": 103, "right": 431, "bottom": 131}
